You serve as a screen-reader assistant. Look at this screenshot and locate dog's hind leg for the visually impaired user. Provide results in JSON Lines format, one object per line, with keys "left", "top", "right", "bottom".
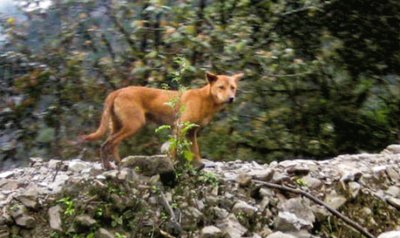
{"left": 100, "top": 102, "right": 145, "bottom": 169}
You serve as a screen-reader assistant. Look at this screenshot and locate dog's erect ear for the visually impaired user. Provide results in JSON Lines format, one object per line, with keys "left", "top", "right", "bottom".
{"left": 206, "top": 72, "right": 218, "bottom": 84}
{"left": 233, "top": 72, "right": 244, "bottom": 81}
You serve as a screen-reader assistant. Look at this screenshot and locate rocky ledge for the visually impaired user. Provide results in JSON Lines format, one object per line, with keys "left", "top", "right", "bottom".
{"left": 1, "top": 145, "right": 400, "bottom": 238}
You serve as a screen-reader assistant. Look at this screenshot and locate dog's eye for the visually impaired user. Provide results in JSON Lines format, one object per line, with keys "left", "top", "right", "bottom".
{"left": 219, "top": 86, "right": 225, "bottom": 90}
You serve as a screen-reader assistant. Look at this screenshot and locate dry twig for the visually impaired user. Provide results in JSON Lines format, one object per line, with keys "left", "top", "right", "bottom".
{"left": 253, "top": 179, "right": 375, "bottom": 238}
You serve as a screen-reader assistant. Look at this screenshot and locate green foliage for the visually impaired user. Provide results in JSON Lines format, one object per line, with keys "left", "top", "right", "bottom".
{"left": 0, "top": 0, "right": 399, "bottom": 166}
{"left": 198, "top": 171, "right": 219, "bottom": 187}
{"left": 155, "top": 57, "right": 199, "bottom": 163}
{"left": 115, "top": 233, "right": 126, "bottom": 238}
{"left": 57, "top": 197, "right": 75, "bottom": 216}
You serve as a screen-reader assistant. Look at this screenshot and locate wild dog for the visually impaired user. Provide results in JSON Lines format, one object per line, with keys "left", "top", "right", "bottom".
{"left": 83, "top": 72, "right": 243, "bottom": 170}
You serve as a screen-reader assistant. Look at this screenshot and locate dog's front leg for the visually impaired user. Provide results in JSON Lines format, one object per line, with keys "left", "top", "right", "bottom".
{"left": 187, "top": 128, "right": 204, "bottom": 169}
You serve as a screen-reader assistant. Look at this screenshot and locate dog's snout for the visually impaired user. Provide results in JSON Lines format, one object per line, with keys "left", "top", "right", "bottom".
{"left": 228, "top": 97, "right": 235, "bottom": 103}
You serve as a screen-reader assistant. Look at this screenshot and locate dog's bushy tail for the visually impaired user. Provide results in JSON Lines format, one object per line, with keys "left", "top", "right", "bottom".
{"left": 83, "top": 91, "right": 118, "bottom": 141}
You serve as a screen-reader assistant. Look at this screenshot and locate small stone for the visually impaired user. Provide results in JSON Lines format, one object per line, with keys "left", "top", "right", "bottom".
{"left": 15, "top": 195, "right": 38, "bottom": 209}
{"left": 260, "top": 226, "right": 273, "bottom": 237}
{"left": 75, "top": 215, "right": 96, "bottom": 227}
{"left": 200, "top": 226, "right": 223, "bottom": 238}
{"left": 301, "top": 175, "right": 322, "bottom": 189}
{"left": 237, "top": 173, "right": 252, "bottom": 187}
{"left": 102, "top": 170, "right": 119, "bottom": 179}
{"left": 281, "top": 198, "right": 315, "bottom": 224}
{"left": 0, "top": 171, "right": 14, "bottom": 179}
{"left": 382, "top": 144, "right": 400, "bottom": 154}
{"left": 271, "top": 173, "right": 290, "bottom": 183}
{"left": 378, "top": 231, "right": 400, "bottom": 238}
{"left": 9, "top": 204, "right": 26, "bottom": 219}
{"left": 324, "top": 193, "right": 347, "bottom": 210}
{"left": 311, "top": 205, "right": 330, "bottom": 222}
{"left": 274, "top": 211, "right": 313, "bottom": 232}
{"left": 210, "top": 207, "right": 229, "bottom": 219}
{"left": 121, "top": 155, "right": 174, "bottom": 176}
{"left": 0, "top": 179, "right": 20, "bottom": 190}
{"left": 15, "top": 215, "right": 35, "bottom": 229}
{"left": 259, "top": 188, "right": 274, "bottom": 197}
{"left": 373, "top": 165, "right": 387, "bottom": 175}
{"left": 188, "top": 207, "right": 203, "bottom": 220}
{"left": 287, "top": 166, "right": 310, "bottom": 175}
{"left": 48, "top": 160, "right": 62, "bottom": 169}
{"left": 259, "top": 197, "right": 270, "bottom": 211}
{"left": 0, "top": 227, "right": 10, "bottom": 238}
{"left": 117, "top": 168, "right": 133, "bottom": 181}
{"left": 68, "top": 160, "right": 88, "bottom": 173}
{"left": 340, "top": 170, "right": 362, "bottom": 182}
{"left": 249, "top": 169, "right": 274, "bottom": 181}
{"left": 386, "top": 186, "right": 400, "bottom": 198}
{"left": 96, "top": 228, "right": 115, "bottom": 238}
{"left": 266, "top": 231, "right": 296, "bottom": 238}
{"left": 29, "top": 157, "right": 44, "bottom": 166}
{"left": 387, "top": 197, "right": 400, "bottom": 209}
{"left": 49, "top": 174, "right": 69, "bottom": 193}
{"left": 48, "top": 205, "right": 63, "bottom": 232}
{"left": 232, "top": 200, "right": 257, "bottom": 217}
{"left": 347, "top": 182, "right": 361, "bottom": 198}
{"left": 217, "top": 214, "right": 247, "bottom": 238}
{"left": 386, "top": 167, "right": 400, "bottom": 181}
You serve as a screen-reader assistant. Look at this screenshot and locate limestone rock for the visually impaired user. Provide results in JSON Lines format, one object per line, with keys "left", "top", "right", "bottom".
{"left": 386, "top": 186, "right": 400, "bottom": 198}
{"left": 280, "top": 197, "right": 315, "bottom": 229}
{"left": 218, "top": 214, "right": 247, "bottom": 238}
{"left": 266, "top": 231, "right": 296, "bottom": 238}
{"left": 15, "top": 215, "right": 36, "bottom": 229}
{"left": 324, "top": 192, "right": 347, "bottom": 209}
{"left": 232, "top": 200, "right": 257, "bottom": 217}
{"left": 75, "top": 214, "right": 97, "bottom": 227}
{"left": 386, "top": 167, "right": 400, "bottom": 181}
{"left": 249, "top": 169, "right": 274, "bottom": 181}
{"left": 378, "top": 231, "right": 400, "bottom": 238}
{"left": 48, "top": 205, "right": 63, "bottom": 232}
{"left": 237, "top": 173, "right": 252, "bottom": 187}
{"left": 347, "top": 181, "right": 361, "bottom": 198}
{"left": 274, "top": 211, "right": 313, "bottom": 232}
{"left": 96, "top": 228, "right": 115, "bottom": 238}
{"left": 68, "top": 160, "right": 88, "bottom": 173}
{"left": 286, "top": 165, "right": 310, "bottom": 176}
{"left": 0, "top": 171, "right": 14, "bottom": 179}
{"left": 382, "top": 144, "right": 400, "bottom": 154}
{"left": 200, "top": 226, "right": 223, "bottom": 238}
{"left": 121, "top": 155, "right": 174, "bottom": 176}
{"left": 387, "top": 197, "right": 400, "bottom": 209}
{"left": 301, "top": 175, "right": 322, "bottom": 189}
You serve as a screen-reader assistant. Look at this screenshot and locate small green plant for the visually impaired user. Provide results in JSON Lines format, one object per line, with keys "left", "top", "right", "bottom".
{"left": 115, "top": 232, "right": 127, "bottom": 238}
{"left": 111, "top": 214, "right": 123, "bottom": 227}
{"left": 50, "top": 232, "right": 61, "bottom": 238}
{"left": 85, "top": 233, "right": 95, "bottom": 238}
{"left": 95, "top": 207, "right": 103, "bottom": 218}
{"left": 160, "top": 211, "right": 169, "bottom": 221}
{"left": 155, "top": 57, "right": 198, "bottom": 163}
{"left": 57, "top": 197, "right": 75, "bottom": 216}
{"left": 294, "top": 177, "right": 307, "bottom": 187}
{"left": 198, "top": 171, "right": 219, "bottom": 187}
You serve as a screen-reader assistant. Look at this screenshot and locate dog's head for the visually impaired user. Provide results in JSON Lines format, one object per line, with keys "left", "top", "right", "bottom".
{"left": 206, "top": 72, "right": 243, "bottom": 104}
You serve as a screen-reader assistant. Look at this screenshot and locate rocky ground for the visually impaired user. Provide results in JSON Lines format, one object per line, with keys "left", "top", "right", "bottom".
{"left": 1, "top": 145, "right": 400, "bottom": 238}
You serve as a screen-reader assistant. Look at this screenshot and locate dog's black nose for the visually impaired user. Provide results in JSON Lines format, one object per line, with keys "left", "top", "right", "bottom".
{"left": 228, "top": 97, "right": 235, "bottom": 103}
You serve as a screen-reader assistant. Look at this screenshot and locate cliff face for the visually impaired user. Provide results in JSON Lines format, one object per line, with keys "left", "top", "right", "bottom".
{"left": 1, "top": 145, "right": 400, "bottom": 238}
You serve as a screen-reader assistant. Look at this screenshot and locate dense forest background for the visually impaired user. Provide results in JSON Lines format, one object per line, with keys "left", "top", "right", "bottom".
{"left": 0, "top": 0, "right": 399, "bottom": 169}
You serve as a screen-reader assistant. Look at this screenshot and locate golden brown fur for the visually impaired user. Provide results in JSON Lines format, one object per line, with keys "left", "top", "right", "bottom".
{"left": 83, "top": 72, "right": 243, "bottom": 169}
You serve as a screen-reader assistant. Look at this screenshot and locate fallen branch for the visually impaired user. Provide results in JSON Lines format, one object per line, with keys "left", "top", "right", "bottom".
{"left": 253, "top": 179, "right": 375, "bottom": 238}
{"left": 159, "top": 191, "right": 176, "bottom": 222}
